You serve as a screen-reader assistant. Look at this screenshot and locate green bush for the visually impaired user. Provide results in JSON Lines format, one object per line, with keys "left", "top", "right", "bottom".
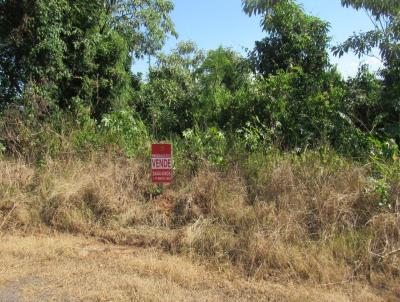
{"left": 100, "top": 109, "right": 149, "bottom": 157}
{"left": 175, "top": 127, "right": 227, "bottom": 172}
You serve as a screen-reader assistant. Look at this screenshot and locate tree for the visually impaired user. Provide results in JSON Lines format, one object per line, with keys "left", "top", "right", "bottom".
{"left": 0, "top": 0, "right": 176, "bottom": 118}
{"left": 343, "top": 64, "right": 384, "bottom": 133}
{"left": 136, "top": 42, "right": 204, "bottom": 137}
{"left": 104, "top": 0, "right": 177, "bottom": 59}
{"left": 242, "top": 0, "right": 284, "bottom": 16}
{"left": 334, "top": 0, "right": 399, "bottom": 63}
{"left": 0, "top": 0, "right": 69, "bottom": 109}
{"left": 333, "top": 0, "right": 400, "bottom": 142}
{"left": 199, "top": 47, "right": 250, "bottom": 93}
{"left": 242, "top": 0, "right": 330, "bottom": 77}
{"left": 196, "top": 47, "right": 251, "bottom": 129}
{"left": 240, "top": 0, "right": 341, "bottom": 150}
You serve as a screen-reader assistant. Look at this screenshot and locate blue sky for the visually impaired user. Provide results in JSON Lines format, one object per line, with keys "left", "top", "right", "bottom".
{"left": 133, "top": 0, "right": 382, "bottom": 78}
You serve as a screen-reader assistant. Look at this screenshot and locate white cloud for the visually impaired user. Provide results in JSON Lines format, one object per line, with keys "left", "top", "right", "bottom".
{"left": 362, "top": 56, "right": 383, "bottom": 72}
{"left": 331, "top": 53, "right": 360, "bottom": 78}
{"left": 331, "top": 51, "right": 384, "bottom": 78}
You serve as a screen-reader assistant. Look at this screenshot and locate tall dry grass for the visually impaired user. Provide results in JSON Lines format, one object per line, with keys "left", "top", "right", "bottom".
{"left": 0, "top": 152, "right": 399, "bottom": 288}
{"left": 2, "top": 235, "right": 390, "bottom": 302}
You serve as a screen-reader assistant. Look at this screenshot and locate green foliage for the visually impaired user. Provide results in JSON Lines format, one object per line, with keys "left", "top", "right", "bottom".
{"left": 366, "top": 157, "right": 400, "bottom": 210}
{"left": 0, "top": 106, "right": 65, "bottom": 162}
{"left": 199, "top": 47, "right": 250, "bottom": 93}
{"left": 244, "top": 0, "right": 330, "bottom": 76}
{"left": 237, "top": 116, "right": 274, "bottom": 152}
{"left": 0, "top": 0, "right": 69, "bottom": 107}
{"left": 340, "top": 0, "right": 399, "bottom": 14}
{"left": 242, "top": 0, "right": 286, "bottom": 16}
{"left": 334, "top": 0, "right": 400, "bottom": 143}
{"left": 368, "top": 136, "right": 399, "bottom": 161}
{"left": 343, "top": 65, "right": 383, "bottom": 131}
{"left": 197, "top": 47, "right": 252, "bottom": 129}
{"left": 334, "top": 0, "right": 400, "bottom": 64}
{"left": 0, "top": 0, "right": 398, "bottom": 174}
{"left": 0, "top": 0, "right": 176, "bottom": 119}
{"left": 108, "top": 0, "right": 177, "bottom": 58}
{"left": 69, "top": 106, "right": 149, "bottom": 158}
{"left": 136, "top": 42, "right": 204, "bottom": 137}
{"left": 230, "top": 68, "right": 338, "bottom": 151}
{"left": 179, "top": 127, "right": 228, "bottom": 170}
{"left": 100, "top": 110, "right": 149, "bottom": 157}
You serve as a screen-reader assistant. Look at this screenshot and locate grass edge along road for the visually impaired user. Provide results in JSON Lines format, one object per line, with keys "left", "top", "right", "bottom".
{"left": 0, "top": 234, "right": 396, "bottom": 302}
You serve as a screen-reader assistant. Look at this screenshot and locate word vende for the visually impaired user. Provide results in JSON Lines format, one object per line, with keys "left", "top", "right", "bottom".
{"left": 151, "top": 144, "right": 172, "bottom": 183}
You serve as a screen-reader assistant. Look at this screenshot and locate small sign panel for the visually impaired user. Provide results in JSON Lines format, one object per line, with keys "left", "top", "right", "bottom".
{"left": 151, "top": 144, "right": 172, "bottom": 183}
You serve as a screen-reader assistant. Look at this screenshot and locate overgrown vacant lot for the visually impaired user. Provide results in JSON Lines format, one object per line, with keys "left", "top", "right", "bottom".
{"left": 1, "top": 0, "right": 400, "bottom": 300}
{"left": 1, "top": 152, "right": 399, "bottom": 301}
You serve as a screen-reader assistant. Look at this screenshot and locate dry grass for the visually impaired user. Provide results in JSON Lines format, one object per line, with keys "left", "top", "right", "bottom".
{"left": 0, "top": 235, "right": 394, "bottom": 302}
{"left": 0, "top": 152, "right": 399, "bottom": 300}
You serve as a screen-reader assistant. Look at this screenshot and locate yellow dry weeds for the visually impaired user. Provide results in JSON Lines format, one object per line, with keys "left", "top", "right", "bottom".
{"left": 0, "top": 235, "right": 388, "bottom": 302}
{"left": 0, "top": 154, "right": 399, "bottom": 301}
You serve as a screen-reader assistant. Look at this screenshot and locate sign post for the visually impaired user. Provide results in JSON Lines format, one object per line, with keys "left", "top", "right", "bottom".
{"left": 151, "top": 144, "right": 172, "bottom": 184}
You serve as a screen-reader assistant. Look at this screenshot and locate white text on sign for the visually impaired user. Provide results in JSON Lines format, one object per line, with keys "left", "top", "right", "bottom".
{"left": 151, "top": 158, "right": 172, "bottom": 170}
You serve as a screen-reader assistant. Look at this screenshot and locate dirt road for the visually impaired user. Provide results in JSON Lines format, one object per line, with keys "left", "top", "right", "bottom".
{"left": 0, "top": 235, "right": 396, "bottom": 302}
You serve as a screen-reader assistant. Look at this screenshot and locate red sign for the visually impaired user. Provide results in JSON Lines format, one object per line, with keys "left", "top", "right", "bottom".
{"left": 151, "top": 144, "right": 172, "bottom": 183}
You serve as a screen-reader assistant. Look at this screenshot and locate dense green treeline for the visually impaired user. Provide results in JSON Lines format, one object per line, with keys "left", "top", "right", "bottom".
{"left": 0, "top": 0, "right": 399, "bottom": 161}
